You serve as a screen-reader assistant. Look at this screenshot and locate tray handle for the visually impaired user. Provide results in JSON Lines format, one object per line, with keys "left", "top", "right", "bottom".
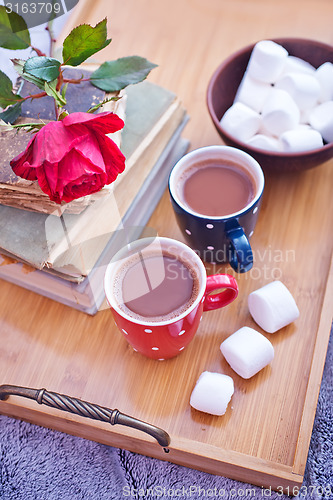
{"left": 0, "top": 384, "right": 170, "bottom": 452}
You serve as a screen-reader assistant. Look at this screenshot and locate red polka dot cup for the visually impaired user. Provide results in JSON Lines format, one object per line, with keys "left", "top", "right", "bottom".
{"left": 104, "top": 237, "right": 238, "bottom": 360}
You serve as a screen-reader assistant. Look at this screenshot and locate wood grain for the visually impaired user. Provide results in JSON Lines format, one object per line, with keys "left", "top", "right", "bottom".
{"left": 0, "top": 0, "right": 332, "bottom": 490}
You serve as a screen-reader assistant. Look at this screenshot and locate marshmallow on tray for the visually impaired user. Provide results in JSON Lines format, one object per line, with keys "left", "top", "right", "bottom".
{"left": 220, "top": 327, "right": 274, "bottom": 379}
{"left": 247, "top": 40, "right": 288, "bottom": 83}
{"left": 190, "top": 371, "right": 234, "bottom": 416}
{"left": 280, "top": 128, "right": 323, "bottom": 152}
{"left": 261, "top": 88, "right": 300, "bottom": 137}
{"left": 248, "top": 280, "right": 300, "bottom": 333}
{"left": 219, "top": 101, "right": 261, "bottom": 142}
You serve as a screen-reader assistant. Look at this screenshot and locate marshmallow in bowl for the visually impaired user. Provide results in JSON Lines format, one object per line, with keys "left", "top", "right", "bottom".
{"left": 309, "top": 101, "right": 333, "bottom": 143}
{"left": 247, "top": 133, "right": 282, "bottom": 152}
{"left": 281, "top": 55, "right": 316, "bottom": 76}
{"left": 220, "top": 327, "right": 274, "bottom": 379}
{"left": 261, "top": 88, "right": 300, "bottom": 137}
{"left": 246, "top": 40, "right": 288, "bottom": 83}
{"left": 219, "top": 101, "right": 261, "bottom": 142}
{"left": 248, "top": 280, "right": 300, "bottom": 333}
{"left": 280, "top": 128, "right": 323, "bottom": 152}
{"left": 275, "top": 72, "right": 321, "bottom": 111}
{"left": 316, "top": 62, "right": 333, "bottom": 102}
{"left": 220, "top": 40, "right": 333, "bottom": 153}
{"left": 235, "top": 72, "right": 272, "bottom": 113}
{"left": 190, "top": 371, "right": 234, "bottom": 416}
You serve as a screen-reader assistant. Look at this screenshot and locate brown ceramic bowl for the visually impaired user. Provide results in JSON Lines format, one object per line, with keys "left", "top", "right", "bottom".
{"left": 207, "top": 38, "right": 333, "bottom": 173}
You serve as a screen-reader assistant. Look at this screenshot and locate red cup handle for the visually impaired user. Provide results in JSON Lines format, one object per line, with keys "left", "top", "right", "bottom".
{"left": 203, "top": 274, "right": 238, "bottom": 311}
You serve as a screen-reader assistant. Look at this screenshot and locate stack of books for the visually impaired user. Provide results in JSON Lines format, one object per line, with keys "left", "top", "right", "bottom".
{"left": 0, "top": 74, "right": 189, "bottom": 314}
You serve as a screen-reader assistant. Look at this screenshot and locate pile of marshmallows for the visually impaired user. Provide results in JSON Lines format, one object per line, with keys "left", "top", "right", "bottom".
{"left": 220, "top": 40, "right": 333, "bottom": 153}
{"left": 190, "top": 280, "right": 299, "bottom": 416}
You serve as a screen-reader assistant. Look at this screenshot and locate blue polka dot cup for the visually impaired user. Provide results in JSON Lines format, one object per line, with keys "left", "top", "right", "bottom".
{"left": 168, "top": 146, "right": 265, "bottom": 273}
{"left": 104, "top": 237, "right": 238, "bottom": 360}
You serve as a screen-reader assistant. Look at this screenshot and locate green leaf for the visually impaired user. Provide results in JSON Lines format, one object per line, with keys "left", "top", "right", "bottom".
{"left": 24, "top": 57, "right": 61, "bottom": 83}
{"left": 0, "top": 6, "right": 30, "bottom": 49}
{"left": 87, "top": 95, "right": 121, "bottom": 113}
{"left": 6, "top": 121, "right": 45, "bottom": 133}
{"left": 62, "top": 19, "right": 111, "bottom": 67}
{"left": 61, "top": 82, "right": 68, "bottom": 100}
{"left": 58, "top": 110, "right": 69, "bottom": 121}
{"left": 44, "top": 80, "right": 66, "bottom": 108}
{"left": 90, "top": 56, "right": 158, "bottom": 92}
{"left": 0, "top": 101, "right": 22, "bottom": 123}
{"left": 0, "top": 70, "right": 22, "bottom": 108}
{"left": 12, "top": 58, "right": 45, "bottom": 89}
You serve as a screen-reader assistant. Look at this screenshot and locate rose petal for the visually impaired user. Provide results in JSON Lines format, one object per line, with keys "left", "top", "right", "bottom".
{"left": 55, "top": 149, "right": 107, "bottom": 203}
{"left": 10, "top": 135, "right": 38, "bottom": 180}
{"left": 62, "top": 174, "right": 105, "bottom": 203}
{"left": 63, "top": 111, "right": 124, "bottom": 135}
{"left": 72, "top": 133, "right": 106, "bottom": 174}
{"left": 95, "top": 133, "right": 126, "bottom": 183}
{"left": 29, "top": 120, "right": 83, "bottom": 166}
{"left": 35, "top": 160, "right": 60, "bottom": 202}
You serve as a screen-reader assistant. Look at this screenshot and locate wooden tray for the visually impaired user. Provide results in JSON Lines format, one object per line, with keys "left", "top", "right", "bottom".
{"left": 0, "top": 158, "right": 332, "bottom": 491}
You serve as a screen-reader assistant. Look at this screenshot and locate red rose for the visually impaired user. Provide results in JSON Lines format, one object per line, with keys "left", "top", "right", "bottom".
{"left": 10, "top": 111, "right": 126, "bottom": 204}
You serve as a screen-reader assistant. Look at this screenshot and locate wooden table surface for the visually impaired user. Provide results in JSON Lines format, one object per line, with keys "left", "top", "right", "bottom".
{"left": 1, "top": 0, "right": 333, "bottom": 490}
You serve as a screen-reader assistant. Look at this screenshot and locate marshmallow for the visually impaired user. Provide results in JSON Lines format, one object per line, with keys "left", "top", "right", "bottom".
{"left": 275, "top": 72, "right": 321, "bottom": 110}
{"left": 235, "top": 72, "right": 272, "bottom": 113}
{"left": 190, "top": 371, "right": 234, "bottom": 416}
{"left": 280, "top": 128, "right": 323, "bottom": 152}
{"left": 261, "top": 88, "right": 300, "bottom": 136}
{"left": 309, "top": 101, "right": 333, "bottom": 143}
{"left": 316, "top": 62, "right": 333, "bottom": 102}
{"left": 246, "top": 133, "right": 282, "bottom": 152}
{"left": 248, "top": 280, "right": 300, "bottom": 333}
{"left": 220, "top": 327, "right": 274, "bottom": 379}
{"left": 220, "top": 102, "right": 261, "bottom": 142}
{"left": 247, "top": 40, "right": 288, "bottom": 83}
{"left": 281, "top": 56, "right": 316, "bottom": 76}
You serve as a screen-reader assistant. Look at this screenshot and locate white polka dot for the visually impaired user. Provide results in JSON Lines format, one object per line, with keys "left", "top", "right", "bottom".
{"left": 253, "top": 206, "right": 258, "bottom": 214}
{"left": 179, "top": 346, "right": 185, "bottom": 351}
{"left": 152, "top": 347, "right": 159, "bottom": 351}
{"left": 207, "top": 245, "right": 214, "bottom": 250}
{"left": 178, "top": 330, "right": 186, "bottom": 336}
{"left": 145, "top": 329, "right": 152, "bottom": 333}
{"left": 122, "top": 329, "right": 128, "bottom": 335}
{"left": 185, "top": 229, "right": 191, "bottom": 235}
{"left": 206, "top": 224, "right": 214, "bottom": 229}
{"left": 249, "top": 230, "right": 254, "bottom": 237}
{"left": 158, "top": 358, "right": 165, "bottom": 361}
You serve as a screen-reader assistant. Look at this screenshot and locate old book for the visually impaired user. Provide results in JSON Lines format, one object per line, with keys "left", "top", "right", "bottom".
{"left": 0, "top": 79, "right": 188, "bottom": 281}
{"left": 0, "top": 136, "right": 189, "bottom": 314}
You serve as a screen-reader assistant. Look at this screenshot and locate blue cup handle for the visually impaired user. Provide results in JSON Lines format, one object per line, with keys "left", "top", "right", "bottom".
{"left": 226, "top": 226, "right": 253, "bottom": 273}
